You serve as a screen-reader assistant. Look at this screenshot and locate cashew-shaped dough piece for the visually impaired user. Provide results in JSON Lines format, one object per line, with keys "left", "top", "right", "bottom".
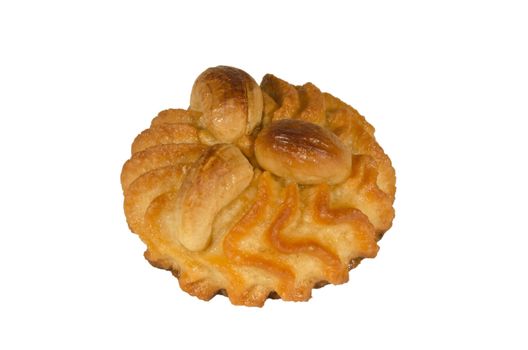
{"left": 190, "top": 66, "right": 263, "bottom": 143}
{"left": 170, "top": 144, "right": 254, "bottom": 251}
{"left": 255, "top": 119, "right": 352, "bottom": 185}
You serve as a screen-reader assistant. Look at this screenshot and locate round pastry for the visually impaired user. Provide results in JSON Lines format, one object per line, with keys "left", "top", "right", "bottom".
{"left": 121, "top": 66, "right": 396, "bottom": 306}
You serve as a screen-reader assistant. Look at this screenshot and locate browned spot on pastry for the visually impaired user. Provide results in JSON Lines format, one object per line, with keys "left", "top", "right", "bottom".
{"left": 190, "top": 66, "right": 262, "bottom": 142}
{"left": 255, "top": 119, "right": 351, "bottom": 184}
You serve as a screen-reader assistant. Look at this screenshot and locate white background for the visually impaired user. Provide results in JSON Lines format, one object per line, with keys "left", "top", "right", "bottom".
{"left": 1, "top": 1, "right": 527, "bottom": 348}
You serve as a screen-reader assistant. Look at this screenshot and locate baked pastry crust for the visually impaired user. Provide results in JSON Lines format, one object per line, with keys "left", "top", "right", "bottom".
{"left": 121, "top": 66, "right": 396, "bottom": 306}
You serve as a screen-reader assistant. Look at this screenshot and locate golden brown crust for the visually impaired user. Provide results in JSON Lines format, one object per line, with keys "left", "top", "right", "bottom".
{"left": 168, "top": 144, "right": 254, "bottom": 251}
{"left": 151, "top": 108, "right": 200, "bottom": 127}
{"left": 324, "top": 93, "right": 396, "bottom": 198}
{"left": 261, "top": 74, "right": 301, "bottom": 122}
{"left": 121, "top": 143, "right": 206, "bottom": 191}
{"left": 190, "top": 66, "right": 262, "bottom": 143}
{"left": 121, "top": 66, "right": 396, "bottom": 306}
{"left": 254, "top": 119, "right": 351, "bottom": 184}
{"left": 131, "top": 124, "right": 198, "bottom": 154}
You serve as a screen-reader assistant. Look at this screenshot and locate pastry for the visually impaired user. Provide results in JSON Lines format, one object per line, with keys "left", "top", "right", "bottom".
{"left": 121, "top": 66, "right": 396, "bottom": 306}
